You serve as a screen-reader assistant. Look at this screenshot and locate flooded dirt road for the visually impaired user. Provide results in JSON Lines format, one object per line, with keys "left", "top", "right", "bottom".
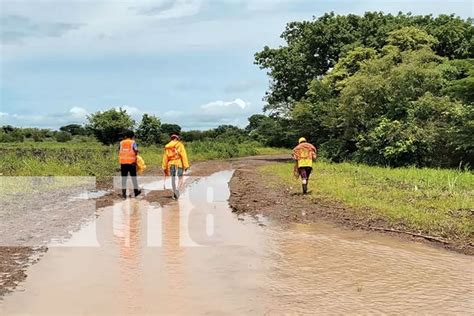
{"left": 1, "top": 170, "right": 473, "bottom": 315}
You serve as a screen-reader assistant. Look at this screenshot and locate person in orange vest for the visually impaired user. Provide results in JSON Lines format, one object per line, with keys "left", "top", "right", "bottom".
{"left": 119, "top": 130, "right": 141, "bottom": 199}
{"left": 162, "top": 134, "right": 189, "bottom": 199}
{"left": 292, "top": 137, "right": 317, "bottom": 194}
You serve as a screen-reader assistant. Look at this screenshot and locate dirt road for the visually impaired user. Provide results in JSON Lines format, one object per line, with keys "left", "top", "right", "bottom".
{"left": 0, "top": 156, "right": 270, "bottom": 297}
{"left": 1, "top": 155, "right": 473, "bottom": 314}
{"left": 228, "top": 158, "right": 474, "bottom": 255}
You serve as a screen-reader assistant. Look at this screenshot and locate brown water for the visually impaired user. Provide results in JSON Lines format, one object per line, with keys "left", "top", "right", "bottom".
{"left": 1, "top": 170, "right": 473, "bottom": 315}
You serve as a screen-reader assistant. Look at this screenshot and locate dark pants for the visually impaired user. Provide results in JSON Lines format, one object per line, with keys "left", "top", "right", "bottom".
{"left": 121, "top": 164, "right": 139, "bottom": 195}
{"left": 298, "top": 167, "right": 312, "bottom": 180}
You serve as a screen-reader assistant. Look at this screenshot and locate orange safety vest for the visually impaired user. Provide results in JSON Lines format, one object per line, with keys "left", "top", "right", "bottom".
{"left": 165, "top": 145, "right": 181, "bottom": 162}
{"left": 119, "top": 139, "right": 137, "bottom": 164}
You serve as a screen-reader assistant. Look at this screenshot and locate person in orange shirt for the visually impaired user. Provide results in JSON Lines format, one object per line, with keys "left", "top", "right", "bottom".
{"left": 162, "top": 134, "right": 190, "bottom": 199}
{"left": 119, "top": 131, "right": 141, "bottom": 199}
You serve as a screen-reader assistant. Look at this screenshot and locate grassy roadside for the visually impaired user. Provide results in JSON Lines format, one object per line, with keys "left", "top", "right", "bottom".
{"left": 260, "top": 162, "right": 474, "bottom": 244}
{"left": 0, "top": 141, "right": 286, "bottom": 179}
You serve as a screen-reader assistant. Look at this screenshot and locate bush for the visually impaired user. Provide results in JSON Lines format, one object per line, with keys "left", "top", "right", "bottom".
{"left": 55, "top": 131, "right": 73, "bottom": 143}
{"left": 32, "top": 131, "right": 44, "bottom": 142}
{"left": 187, "top": 140, "right": 260, "bottom": 160}
{"left": 71, "top": 135, "right": 98, "bottom": 143}
{"left": 0, "top": 130, "right": 24, "bottom": 143}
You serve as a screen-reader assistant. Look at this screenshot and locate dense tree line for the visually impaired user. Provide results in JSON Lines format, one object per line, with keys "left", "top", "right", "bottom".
{"left": 83, "top": 109, "right": 250, "bottom": 145}
{"left": 0, "top": 125, "right": 89, "bottom": 143}
{"left": 0, "top": 109, "right": 253, "bottom": 146}
{"left": 76, "top": 109, "right": 258, "bottom": 145}
{"left": 253, "top": 12, "right": 473, "bottom": 167}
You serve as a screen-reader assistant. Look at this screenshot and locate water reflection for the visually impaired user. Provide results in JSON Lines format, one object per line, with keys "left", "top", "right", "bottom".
{"left": 1, "top": 171, "right": 472, "bottom": 315}
{"left": 114, "top": 200, "right": 144, "bottom": 314}
{"left": 162, "top": 200, "right": 185, "bottom": 296}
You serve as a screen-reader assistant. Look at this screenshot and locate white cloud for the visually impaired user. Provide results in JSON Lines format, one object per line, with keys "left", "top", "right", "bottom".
{"left": 69, "top": 106, "right": 89, "bottom": 118}
{"left": 163, "top": 98, "right": 257, "bottom": 129}
{"left": 0, "top": 107, "right": 91, "bottom": 128}
{"left": 0, "top": 0, "right": 290, "bottom": 61}
{"left": 201, "top": 98, "right": 248, "bottom": 110}
{"left": 2, "top": 0, "right": 472, "bottom": 63}
{"left": 0, "top": 104, "right": 152, "bottom": 128}
{"left": 1, "top": 99, "right": 256, "bottom": 129}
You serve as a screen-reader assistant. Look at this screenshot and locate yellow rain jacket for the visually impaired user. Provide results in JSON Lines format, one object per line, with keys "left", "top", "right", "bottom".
{"left": 136, "top": 155, "right": 146, "bottom": 175}
{"left": 162, "top": 140, "right": 190, "bottom": 172}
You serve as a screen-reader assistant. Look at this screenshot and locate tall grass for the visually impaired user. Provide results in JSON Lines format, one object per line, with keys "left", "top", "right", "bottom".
{"left": 0, "top": 143, "right": 118, "bottom": 178}
{"left": 187, "top": 140, "right": 259, "bottom": 160}
{"left": 261, "top": 162, "right": 474, "bottom": 241}
{"left": 0, "top": 141, "right": 283, "bottom": 179}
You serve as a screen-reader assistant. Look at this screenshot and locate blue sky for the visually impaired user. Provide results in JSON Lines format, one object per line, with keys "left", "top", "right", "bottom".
{"left": 1, "top": 0, "right": 473, "bottom": 130}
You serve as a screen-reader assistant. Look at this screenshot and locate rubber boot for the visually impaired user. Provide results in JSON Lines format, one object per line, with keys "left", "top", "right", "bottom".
{"left": 172, "top": 190, "right": 180, "bottom": 200}
{"left": 134, "top": 189, "right": 142, "bottom": 198}
{"left": 302, "top": 179, "right": 308, "bottom": 194}
{"left": 122, "top": 189, "right": 127, "bottom": 199}
{"left": 302, "top": 183, "right": 308, "bottom": 194}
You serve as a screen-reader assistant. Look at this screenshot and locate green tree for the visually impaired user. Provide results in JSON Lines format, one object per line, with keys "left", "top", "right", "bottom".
{"left": 160, "top": 123, "right": 182, "bottom": 143}
{"left": 160, "top": 123, "right": 181, "bottom": 136}
{"left": 441, "top": 59, "right": 474, "bottom": 104}
{"left": 181, "top": 130, "right": 206, "bottom": 142}
{"left": 86, "top": 108, "right": 135, "bottom": 145}
{"left": 245, "top": 114, "right": 267, "bottom": 133}
{"left": 298, "top": 27, "right": 472, "bottom": 166}
{"left": 211, "top": 125, "right": 246, "bottom": 140}
{"left": 329, "top": 48, "right": 445, "bottom": 165}
{"left": 246, "top": 115, "right": 294, "bottom": 147}
{"left": 59, "top": 124, "right": 89, "bottom": 136}
{"left": 136, "top": 114, "right": 161, "bottom": 145}
{"left": 255, "top": 12, "right": 474, "bottom": 114}
{"left": 423, "top": 14, "right": 474, "bottom": 59}
{"left": 387, "top": 26, "right": 438, "bottom": 51}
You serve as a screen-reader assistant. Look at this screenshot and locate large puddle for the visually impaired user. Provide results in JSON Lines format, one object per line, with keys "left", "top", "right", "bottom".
{"left": 1, "top": 170, "right": 473, "bottom": 315}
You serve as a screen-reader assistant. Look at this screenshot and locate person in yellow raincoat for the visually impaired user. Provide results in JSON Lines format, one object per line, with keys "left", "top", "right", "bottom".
{"left": 292, "top": 137, "right": 317, "bottom": 194}
{"left": 162, "top": 134, "right": 190, "bottom": 199}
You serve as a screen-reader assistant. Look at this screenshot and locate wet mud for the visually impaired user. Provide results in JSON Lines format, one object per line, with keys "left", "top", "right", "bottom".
{"left": 0, "top": 157, "right": 253, "bottom": 298}
{"left": 229, "top": 162, "right": 474, "bottom": 255}
{"left": 1, "top": 155, "right": 473, "bottom": 314}
{"left": 1, "top": 169, "right": 473, "bottom": 315}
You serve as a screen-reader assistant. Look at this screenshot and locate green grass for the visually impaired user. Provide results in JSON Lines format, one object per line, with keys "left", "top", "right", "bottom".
{"left": 0, "top": 141, "right": 285, "bottom": 179}
{"left": 254, "top": 146, "right": 289, "bottom": 156}
{"left": 261, "top": 162, "right": 474, "bottom": 241}
{"left": 186, "top": 141, "right": 287, "bottom": 160}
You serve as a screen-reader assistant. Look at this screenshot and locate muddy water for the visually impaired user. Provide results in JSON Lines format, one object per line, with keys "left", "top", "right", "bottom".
{"left": 1, "top": 170, "right": 473, "bottom": 315}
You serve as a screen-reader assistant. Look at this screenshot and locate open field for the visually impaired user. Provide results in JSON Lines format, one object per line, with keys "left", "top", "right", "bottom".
{"left": 260, "top": 162, "right": 474, "bottom": 245}
{"left": 0, "top": 141, "right": 286, "bottom": 179}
